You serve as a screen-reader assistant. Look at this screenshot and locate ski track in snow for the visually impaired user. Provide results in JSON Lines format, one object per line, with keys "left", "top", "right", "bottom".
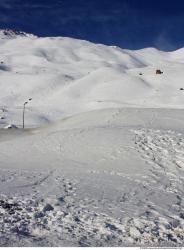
{"left": 0, "top": 172, "right": 184, "bottom": 247}
{"left": 1, "top": 125, "right": 184, "bottom": 246}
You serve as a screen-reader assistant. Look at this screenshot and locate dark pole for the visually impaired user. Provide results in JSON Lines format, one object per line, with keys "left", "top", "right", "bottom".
{"left": 23, "top": 102, "right": 28, "bottom": 129}
{"left": 22, "top": 98, "right": 32, "bottom": 129}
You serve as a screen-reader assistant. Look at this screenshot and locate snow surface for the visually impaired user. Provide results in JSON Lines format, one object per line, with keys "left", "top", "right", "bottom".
{"left": 1, "top": 30, "right": 184, "bottom": 247}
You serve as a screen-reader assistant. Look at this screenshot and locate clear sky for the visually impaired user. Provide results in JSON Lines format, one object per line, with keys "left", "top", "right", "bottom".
{"left": 0, "top": 0, "right": 184, "bottom": 51}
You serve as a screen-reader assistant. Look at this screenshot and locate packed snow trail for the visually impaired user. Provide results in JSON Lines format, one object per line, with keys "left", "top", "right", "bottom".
{"left": 0, "top": 108, "right": 184, "bottom": 246}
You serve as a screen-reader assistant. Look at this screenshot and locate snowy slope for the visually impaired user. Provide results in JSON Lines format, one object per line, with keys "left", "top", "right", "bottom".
{"left": 1, "top": 108, "right": 184, "bottom": 247}
{"left": 1, "top": 30, "right": 184, "bottom": 247}
{"left": 0, "top": 29, "right": 184, "bottom": 128}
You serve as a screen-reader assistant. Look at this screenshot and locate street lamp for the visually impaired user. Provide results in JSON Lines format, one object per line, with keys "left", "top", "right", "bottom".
{"left": 22, "top": 98, "right": 32, "bottom": 129}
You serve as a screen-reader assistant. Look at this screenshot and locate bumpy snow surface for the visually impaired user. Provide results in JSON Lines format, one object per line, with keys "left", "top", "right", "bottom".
{"left": 1, "top": 30, "right": 184, "bottom": 247}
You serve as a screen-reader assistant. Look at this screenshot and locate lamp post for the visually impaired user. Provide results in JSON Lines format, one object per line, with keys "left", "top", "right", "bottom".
{"left": 22, "top": 98, "right": 32, "bottom": 129}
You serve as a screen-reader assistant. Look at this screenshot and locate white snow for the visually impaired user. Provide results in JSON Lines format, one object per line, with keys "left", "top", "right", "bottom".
{"left": 3, "top": 124, "right": 18, "bottom": 129}
{"left": 0, "top": 30, "right": 184, "bottom": 247}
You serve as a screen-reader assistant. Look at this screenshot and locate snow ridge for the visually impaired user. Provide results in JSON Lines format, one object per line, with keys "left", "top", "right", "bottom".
{"left": 0, "top": 29, "right": 36, "bottom": 39}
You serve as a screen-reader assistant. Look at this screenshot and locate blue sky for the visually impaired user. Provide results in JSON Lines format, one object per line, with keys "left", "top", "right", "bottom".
{"left": 0, "top": 0, "right": 183, "bottom": 51}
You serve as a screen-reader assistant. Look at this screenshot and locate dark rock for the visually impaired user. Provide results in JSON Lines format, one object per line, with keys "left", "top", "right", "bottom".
{"left": 34, "top": 211, "right": 45, "bottom": 218}
{"left": 179, "top": 212, "right": 184, "bottom": 219}
{"left": 58, "top": 197, "right": 65, "bottom": 203}
{"left": 167, "top": 233, "right": 177, "bottom": 243}
{"left": 74, "top": 216, "right": 80, "bottom": 222}
{"left": 2, "top": 203, "right": 13, "bottom": 210}
{"left": 170, "top": 219, "right": 180, "bottom": 228}
{"left": 105, "top": 222, "right": 118, "bottom": 231}
{"left": 43, "top": 203, "right": 54, "bottom": 212}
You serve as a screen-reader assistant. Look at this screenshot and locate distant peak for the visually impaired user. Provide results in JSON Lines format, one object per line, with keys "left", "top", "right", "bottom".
{"left": 0, "top": 29, "right": 36, "bottom": 39}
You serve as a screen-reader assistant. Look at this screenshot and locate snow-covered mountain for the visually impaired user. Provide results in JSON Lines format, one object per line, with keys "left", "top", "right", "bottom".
{"left": 0, "top": 29, "right": 184, "bottom": 127}
{"left": 1, "top": 30, "right": 184, "bottom": 247}
{"left": 0, "top": 29, "right": 36, "bottom": 38}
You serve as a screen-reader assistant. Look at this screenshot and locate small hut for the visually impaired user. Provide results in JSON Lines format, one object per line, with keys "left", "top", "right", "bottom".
{"left": 156, "top": 69, "right": 163, "bottom": 75}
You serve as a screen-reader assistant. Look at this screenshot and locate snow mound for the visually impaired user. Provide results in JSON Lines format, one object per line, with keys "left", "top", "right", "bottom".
{"left": 4, "top": 124, "right": 18, "bottom": 129}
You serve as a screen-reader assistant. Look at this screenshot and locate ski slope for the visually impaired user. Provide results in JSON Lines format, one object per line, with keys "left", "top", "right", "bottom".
{"left": 0, "top": 29, "right": 184, "bottom": 127}
{"left": 0, "top": 29, "right": 184, "bottom": 247}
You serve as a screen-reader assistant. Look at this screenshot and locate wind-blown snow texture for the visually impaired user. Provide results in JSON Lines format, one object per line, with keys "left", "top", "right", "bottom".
{"left": 1, "top": 30, "right": 184, "bottom": 247}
